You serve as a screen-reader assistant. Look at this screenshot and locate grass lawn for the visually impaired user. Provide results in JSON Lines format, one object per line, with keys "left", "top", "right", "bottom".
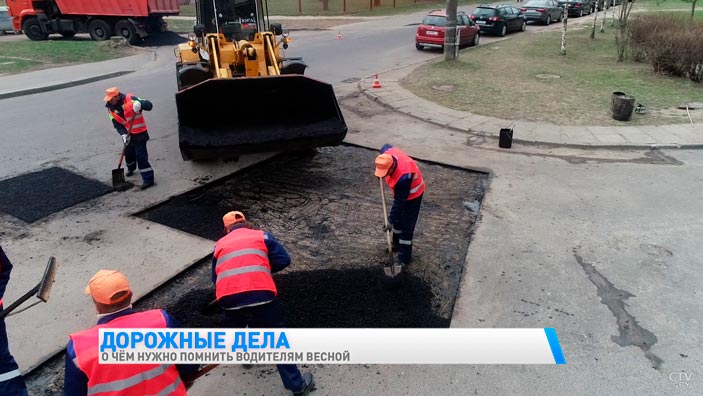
{"left": 0, "top": 39, "right": 135, "bottom": 75}
{"left": 639, "top": 0, "right": 699, "bottom": 11}
{"left": 402, "top": 26, "right": 703, "bottom": 126}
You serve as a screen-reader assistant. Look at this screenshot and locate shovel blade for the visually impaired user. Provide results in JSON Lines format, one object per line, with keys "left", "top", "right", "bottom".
{"left": 112, "top": 168, "right": 131, "bottom": 191}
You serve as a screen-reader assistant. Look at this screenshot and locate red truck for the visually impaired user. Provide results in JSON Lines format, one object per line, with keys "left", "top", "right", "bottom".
{"left": 7, "top": 0, "right": 180, "bottom": 44}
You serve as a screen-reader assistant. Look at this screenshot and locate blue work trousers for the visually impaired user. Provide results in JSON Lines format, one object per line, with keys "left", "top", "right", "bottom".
{"left": 224, "top": 299, "right": 304, "bottom": 392}
{"left": 124, "top": 132, "right": 154, "bottom": 184}
{"left": 0, "top": 308, "right": 28, "bottom": 396}
{"left": 390, "top": 193, "right": 423, "bottom": 265}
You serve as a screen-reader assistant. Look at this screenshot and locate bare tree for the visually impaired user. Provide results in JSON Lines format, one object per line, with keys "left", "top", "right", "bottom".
{"left": 561, "top": 5, "right": 568, "bottom": 54}
{"left": 444, "top": 0, "right": 459, "bottom": 61}
{"left": 615, "top": 0, "right": 637, "bottom": 62}
{"left": 600, "top": 0, "right": 607, "bottom": 32}
{"left": 590, "top": 1, "right": 599, "bottom": 38}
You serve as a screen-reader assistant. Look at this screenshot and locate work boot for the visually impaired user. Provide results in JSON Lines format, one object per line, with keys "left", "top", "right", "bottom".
{"left": 292, "top": 372, "right": 314, "bottom": 396}
{"left": 140, "top": 181, "right": 155, "bottom": 190}
{"left": 125, "top": 169, "right": 135, "bottom": 177}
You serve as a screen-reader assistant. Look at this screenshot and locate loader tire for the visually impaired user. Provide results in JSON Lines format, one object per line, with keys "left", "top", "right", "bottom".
{"left": 88, "top": 19, "right": 112, "bottom": 41}
{"left": 23, "top": 17, "right": 48, "bottom": 41}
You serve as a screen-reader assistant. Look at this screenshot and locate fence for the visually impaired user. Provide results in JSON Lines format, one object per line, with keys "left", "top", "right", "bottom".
{"left": 179, "top": 0, "right": 444, "bottom": 15}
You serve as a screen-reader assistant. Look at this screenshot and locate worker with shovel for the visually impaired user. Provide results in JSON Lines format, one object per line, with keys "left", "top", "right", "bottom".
{"left": 375, "top": 144, "right": 425, "bottom": 268}
{"left": 104, "top": 87, "right": 155, "bottom": 190}
{"left": 0, "top": 246, "right": 28, "bottom": 396}
{"left": 212, "top": 211, "right": 315, "bottom": 396}
{"left": 64, "top": 270, "right": 199, "bottom": 396}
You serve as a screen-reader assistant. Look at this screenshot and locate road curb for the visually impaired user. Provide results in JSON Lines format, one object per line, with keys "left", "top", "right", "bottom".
{"left": 0, "top": 70, "right": 135, "bottom": 100}
{"left": 359, "top": 70, "right": 703, "bottom": 150}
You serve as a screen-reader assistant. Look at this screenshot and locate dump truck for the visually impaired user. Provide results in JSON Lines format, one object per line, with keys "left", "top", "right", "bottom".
{"left": 174, "top": 0, "right": 347, "bottom": 161}
{"left": 7, "top": 0, "right": 179, "bottom": 44}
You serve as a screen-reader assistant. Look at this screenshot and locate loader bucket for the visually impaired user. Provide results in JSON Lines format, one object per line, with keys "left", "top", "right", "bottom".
{"left": 176, "top": 75, "right": 348, "bottom": 161}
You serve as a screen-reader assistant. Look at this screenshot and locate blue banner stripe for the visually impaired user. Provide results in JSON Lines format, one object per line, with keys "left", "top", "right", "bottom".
{"left": 544, "top": 328, "right": 566, "bottom": 364}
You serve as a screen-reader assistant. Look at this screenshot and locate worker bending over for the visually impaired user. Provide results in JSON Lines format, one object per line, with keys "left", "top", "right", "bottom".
{"left": 374, "top": 144, "right": 425, "bottom": 267}
{"left": 212, "top": 211, "right": 315, "bottom": 396}
{"left": 64, "top": 270, "right": 199, "bottom": 396}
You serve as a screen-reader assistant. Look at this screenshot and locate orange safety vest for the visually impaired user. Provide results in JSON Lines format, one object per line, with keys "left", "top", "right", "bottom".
{"left": 69, "top": 310, "right": 187, "bottom": 396}
{"left": 108, "top": 94, "right": 148, "bottom": 134}
{"left": 384, "top": 147, "right": 425, "bottom": 200}
{"left": 213, "top": 228, "right": 277, "bottom": 300}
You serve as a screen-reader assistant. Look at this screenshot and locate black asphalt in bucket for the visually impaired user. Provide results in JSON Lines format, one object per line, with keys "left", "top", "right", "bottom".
{"left": 0, "top": 167, "right": 112, "bottom": 223}
{"left": 499, "top": 128, "right": 513, "bottom": 149}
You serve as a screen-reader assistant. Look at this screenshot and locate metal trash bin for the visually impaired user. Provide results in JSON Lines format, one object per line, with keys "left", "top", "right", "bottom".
{"left": 612, "top": 91, "right": 635, "bottom": 121}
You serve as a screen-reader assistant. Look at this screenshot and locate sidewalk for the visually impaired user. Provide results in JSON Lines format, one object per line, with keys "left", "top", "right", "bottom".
{"left": 0, "top": 50, "right": 154, "bottom": 100}
{"left": 360, "top": 65, "right": 703, "bottom": 148}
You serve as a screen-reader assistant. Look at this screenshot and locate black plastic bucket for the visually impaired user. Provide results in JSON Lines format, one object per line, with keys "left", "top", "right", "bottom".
{"left": 499, "top": 128, "right": 513, "bottom": 148}
{"left": 612, "top": 91, "right": 635, "bottom": 121}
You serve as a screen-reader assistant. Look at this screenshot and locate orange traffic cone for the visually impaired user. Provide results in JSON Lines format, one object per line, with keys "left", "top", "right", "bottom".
{"left": 372, "top": 74, "right": 382, "bottom": 89}
{"left": 337, "top": 31, "right": 343, "bottom": 40}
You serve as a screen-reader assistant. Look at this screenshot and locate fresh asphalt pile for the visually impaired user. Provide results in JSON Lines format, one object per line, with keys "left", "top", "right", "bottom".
{"left": 139, "top": 145, "right": 487, "bottom": 326}
{"left": 25, "top": 145, "right": 486, "bottom": 395}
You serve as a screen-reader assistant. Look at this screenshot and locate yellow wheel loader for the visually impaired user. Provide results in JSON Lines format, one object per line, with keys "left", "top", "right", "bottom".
{"left": 175, "top": 0, "right": 347, "bottom": 161}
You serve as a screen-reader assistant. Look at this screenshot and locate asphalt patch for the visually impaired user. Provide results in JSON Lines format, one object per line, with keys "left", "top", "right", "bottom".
{"left": 138, "top": 145, "right": 487, "bottom": 327}
{"left": 0, "top": 167, "right": 112, "bottom": 223}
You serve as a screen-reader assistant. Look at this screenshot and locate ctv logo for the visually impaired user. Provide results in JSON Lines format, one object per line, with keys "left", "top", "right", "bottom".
{"left": 668, "top": 372, "right": 691, "bottom": 388}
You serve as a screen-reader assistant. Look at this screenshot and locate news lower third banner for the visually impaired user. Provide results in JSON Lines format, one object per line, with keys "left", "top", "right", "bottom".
{"left": 99, "top": 328, "right": 566, "bottom": 365}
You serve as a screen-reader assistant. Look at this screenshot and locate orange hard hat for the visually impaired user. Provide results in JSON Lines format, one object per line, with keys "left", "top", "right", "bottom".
{"left": 223, "top": 211, "right": 246, "bottom": 228}
{"left": 84, "top": 269, "right": 132, "bottom": 305}
{"left": 104, "top": 87, "right": 120, "bottom": 102}
{"left": 374, "top": 154, "right": 394, "bottom": 177}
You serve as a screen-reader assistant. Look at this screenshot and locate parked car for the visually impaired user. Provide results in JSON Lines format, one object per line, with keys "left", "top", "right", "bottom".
{"left": 415, "top": 9, "right": 481, "bottom": 51}
{"left": 557, "top": 0, "right": 595, "bottom": 17}
{"left": 520, "top": 0, "right": 564, "bottom": 24}
{"left": 470, "top": 4, "right": 526, "bottom": 37}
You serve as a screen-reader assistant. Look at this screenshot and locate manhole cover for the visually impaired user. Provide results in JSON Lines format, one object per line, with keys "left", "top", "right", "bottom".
{"left": 138, "top": 146, "right": 488, "bottom": 328}
{"left": 536, "top": 73, "right": 561, "bottom": 79}
{"left": 341, "top": 77, "right": 361, "bottom": 83}
{"left": 432, "top": 85, "right": 455, "bottom": 92}
{"left": 0, "top": 167, "right": 112, "bottom": 223}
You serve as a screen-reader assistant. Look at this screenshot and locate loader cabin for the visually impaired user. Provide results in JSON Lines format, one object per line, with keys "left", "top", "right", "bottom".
{"left": 196, "top": 0, "right": 258, "bottom": 41}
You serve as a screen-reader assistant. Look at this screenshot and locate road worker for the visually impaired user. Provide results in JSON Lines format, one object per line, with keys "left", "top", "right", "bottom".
{"left": 212, "top": 211, "right": 315, "bottom": 396}
{"left": 104, "top": 87, "right": 155, "bottom": 190}
{"left": 64, "top": 270, "right": 199, "bottom": 396}
{"left": 0, "top": 245, "right": 28, "bottom": 396}
{"left": 374, "top": 144, "right": 425, "bottom": 267}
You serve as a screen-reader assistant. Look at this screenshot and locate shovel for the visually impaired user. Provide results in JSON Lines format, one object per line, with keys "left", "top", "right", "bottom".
{"left": 0, "top": 257, "right": 59, "bottom": 319}
{"left": 112, "top": 114, "right": 135, "bottom": 191}
{"left": 379, "top": 178, "right": 402, "bottom": 278}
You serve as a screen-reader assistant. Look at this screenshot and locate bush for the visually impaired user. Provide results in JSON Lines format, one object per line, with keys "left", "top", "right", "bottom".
{"left": 628, "top": 14, "right": 703, "bottom": 82}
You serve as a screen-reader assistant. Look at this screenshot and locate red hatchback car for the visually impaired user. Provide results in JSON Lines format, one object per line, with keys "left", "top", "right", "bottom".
{"left": 415, "top": 10, "right": 480, "bottom": 51}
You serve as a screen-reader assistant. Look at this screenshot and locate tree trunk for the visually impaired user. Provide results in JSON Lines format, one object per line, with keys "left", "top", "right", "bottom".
{"left": 590, "top": 3, "right": 598, "bottom": 38}
{"left": 616, "top": 0, "right": 636, "bottom": 62}
{"left": 444, "top": 0, "right": 459, "bottom": 61}
{"left": 600, "top": 1, "right": 607, "bottom": 32}
{"left": 561, "top": 6, "right": 568, "bottom": 55}
{"left": 323, "top": 0, "right": 329, "bottom": 11}
{"left": 692, "top": 0, "right": 698, "bottom": 18}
